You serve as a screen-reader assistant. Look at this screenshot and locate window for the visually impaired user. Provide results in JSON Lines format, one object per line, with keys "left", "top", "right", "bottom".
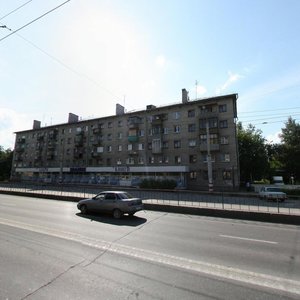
{"left": 223, "top": 170, "right": 232, "bottom": 180}
{"left": 107, "top": 145, "right": 112, "bottom": 152}
{"left": 200, "top": 134, "right": 218, "bottom": 144}
{"left": 149, "top": 157, "right": 155, "bottom": 164}
{"left": 174, "top": 140, "right": 181, "bottom": 148}
{"left": 220, "top": 120, "right": 228, "bottom": 128}
{"left": 174, "top": 125, "right": 180, "bottom": 133}
{"left": 200, "top": 106, "right": 213, "bottom": 114}
{"left": 203, "top": 154, "right": 215, "bottom": 162}
{"left": 175, "top": 156, "right": 181, "bottom": 164}
{"left": 107, "top": 134, "right": 112, "bottom": 140}
{"left": 189, "top": 139, "right": 196, "bottom": 147}
{"left": 118, "top": 145, "right": 122, "bottom": 151}
{"left": 148, "top": 142, "right": 152, "bottom": 150}
{"left": 97, "top": 146, "right": 104, "bottom": 153}
{"left": 152, "top": 126, "right": 161, "bottom": 135}
{"left": 210, "top": 133, "right": 218, "bottom": 144}
{"left": 163, "top": 127, "right": 169, "bottom": 135}
{"left": 188, "top": 124, "right": 196, "bottom": 132}
{"left": 189, "top": 155, "right": 197, "bottom": 163}
{"left": 221, "top": 153, "right": 230, "bottom": 162}
{"left": 199, "top": 117, "right": 218, "bottom": 129}
{"left": 152, "top": 139, "right": 161, "bottom": 152}
{"left": 138, "top": 157, "right": 144, "bottom": 164}
{"left": 220, "top": 136, "right": 229, "bottom": 145}
{"left": 162, "top": 141, "right": 169, "bottom": 149}
{"left": 126, "top": 157, "right": 134, "bottom": 164}
{"left": 117, "top": 132, "right": 123, "bottom": 139}
{"left": 127, "top": 144, "right": 133, "bottom": 151}
{"left": 173, "top": 111, "right": 181, "bottom": 119}
{"left": 139, "top": 129, "right": 145, "bottom": 137}
{"left": 190, "top": 171, "right": 197, "bottom": 180}
{"left": 219, "top": 104, "right": 227, "bottom": 112}
{"left": 188, "top": 109, "right": 195, "bottom": 117}
{"left": 116, "top": 158, "right": 122, "bottom": 165}
{"left": 108, "top": 122, "right": 113, "bottom": 128}
{"left": 118, "top": 120, "right": 123, "bottom": 127}
{"left": 163, "top": 156, "right": 169, "bottom": 163}
{"left": 138, "top": 143, "right": 144, "bottom": 150}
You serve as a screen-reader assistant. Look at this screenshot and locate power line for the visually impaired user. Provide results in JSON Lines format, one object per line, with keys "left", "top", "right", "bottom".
{"left": 238, "top": 106, "right": 300, "bottom": 115}
{"left": 0, "top": 0, "right": 33, "bottom": 21}
{"left": 0, "top": 0, "right": 71, "bottom": 43}
{"left": 0, "top": 3, "right": 122, "bottom": 101}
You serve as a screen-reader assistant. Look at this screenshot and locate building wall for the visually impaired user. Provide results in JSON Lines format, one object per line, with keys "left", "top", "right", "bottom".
{"left": 12, "top": 94, "right": 239, "bottom": 190}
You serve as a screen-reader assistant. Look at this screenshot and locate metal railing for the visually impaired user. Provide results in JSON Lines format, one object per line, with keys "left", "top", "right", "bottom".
{"left": 0, "top": 182, "right": 299, "bottom": 215}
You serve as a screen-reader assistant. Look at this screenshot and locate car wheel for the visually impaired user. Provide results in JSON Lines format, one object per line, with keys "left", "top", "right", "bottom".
{"left": 113, "top": 209, "right": 122, "bottom": 219}
{"left": 80, "top": 204, "right": 88, "bottom": 214}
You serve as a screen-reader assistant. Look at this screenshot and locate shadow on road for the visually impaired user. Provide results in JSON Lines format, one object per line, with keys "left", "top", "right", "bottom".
{"left": 76, "top": 212, "right": 147, "bottom": 226}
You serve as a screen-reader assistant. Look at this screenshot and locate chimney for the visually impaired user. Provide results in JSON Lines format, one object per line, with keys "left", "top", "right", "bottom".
{"left": 33, "top": 120, "right": 41, "bottom": 129}
{"left": 182, "top": 88, "right": 189, "bottom": 103}
{"left": 116, "top": 103, "right": 125, "bottom": 115}
{"left": 68, "top": 113, "right": 79, "bottom": 123}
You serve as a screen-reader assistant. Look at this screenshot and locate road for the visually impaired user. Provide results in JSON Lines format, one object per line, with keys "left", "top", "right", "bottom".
{"left": 0, "top": 194, "right": 300, "bottom": 299}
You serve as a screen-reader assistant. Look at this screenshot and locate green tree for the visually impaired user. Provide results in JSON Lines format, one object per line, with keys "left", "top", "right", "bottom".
{"left": 237, "top": 122, "right": 269, "bottom": 184}
{"left": 279, "top": 117, "right": 300, "bottom": 183}
{"left": 0, "top": 146, "right": 13, "bottom": 181}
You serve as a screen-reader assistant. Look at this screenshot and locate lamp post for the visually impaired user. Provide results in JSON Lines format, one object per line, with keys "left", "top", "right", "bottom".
{"left": 206, "top": 121, "right": 213, "bottom": 192}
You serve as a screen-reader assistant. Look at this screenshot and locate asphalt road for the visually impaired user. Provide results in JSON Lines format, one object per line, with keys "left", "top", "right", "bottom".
{"left": 1, "top": 194, "right": 300, "bottom": 300}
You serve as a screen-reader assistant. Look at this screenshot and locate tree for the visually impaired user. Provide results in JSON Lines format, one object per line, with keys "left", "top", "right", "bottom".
{"left": 0, "top": 146, "right": 13, "bottom": 181}
{"left": 237, "top": 122, "right": 269, "bottom": 184}
{"left": 279, "top": 117, "right": 300, "bottom": 183}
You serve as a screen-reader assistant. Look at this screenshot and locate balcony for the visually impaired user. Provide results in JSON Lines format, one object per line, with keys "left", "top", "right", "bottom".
{"left": 93, "top": 127, "right": 101, "bottom": 134}
{"left": 128, "top": 135, "right": 138, "bottom": 143}
{"left": 128, "top": 116, "right": 142, "bottom": 128}
{"left": 199, "top": 143, "right": 220, "bottom": 152}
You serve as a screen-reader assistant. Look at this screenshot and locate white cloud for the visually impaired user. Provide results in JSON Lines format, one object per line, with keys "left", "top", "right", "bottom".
{"left": 0, "top": 108, "right": 30, "bottom": 149}
{"left": 266, "top": 131, "right": 282, "bottom": 144}
{"left": 216, "top": 71, "right": 243, "bottom": 95}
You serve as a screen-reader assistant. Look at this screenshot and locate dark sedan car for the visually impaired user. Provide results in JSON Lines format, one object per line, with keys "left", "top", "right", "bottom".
{"left": 77, "top": 191, "right": 143, "bottom": 218}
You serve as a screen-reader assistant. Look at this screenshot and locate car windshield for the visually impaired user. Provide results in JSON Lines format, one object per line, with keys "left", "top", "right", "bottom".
{"left": 267, "top": 188, "right": 282, "bottom": 192}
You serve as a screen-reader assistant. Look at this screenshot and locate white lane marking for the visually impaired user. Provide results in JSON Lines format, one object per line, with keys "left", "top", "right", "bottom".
{"left": 219, "top": 234, "right": 278, "bottom": 244}
{"left": 0, "top": 203, "right": 16, "bottom": 207}
{"left": 0, "top": 217, "right": 299, "bottom": 295}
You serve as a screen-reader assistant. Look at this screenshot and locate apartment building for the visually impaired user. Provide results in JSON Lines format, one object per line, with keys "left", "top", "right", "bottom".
{"left": 11, "top": 91, "right": 239, "bottom": 190}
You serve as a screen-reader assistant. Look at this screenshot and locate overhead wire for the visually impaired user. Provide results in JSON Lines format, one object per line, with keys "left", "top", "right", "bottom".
{"left": 0, "top": 0, "right": 71, "bottom": 42}
{"left": 0, "top": 1, "right": 123, "bottom": 101}
{"left": 0, "top": 0, "right": 33, "bottom": 21}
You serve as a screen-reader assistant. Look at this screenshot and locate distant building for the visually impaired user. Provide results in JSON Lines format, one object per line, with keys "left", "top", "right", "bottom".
{"left": 11, "top": 90, "right": 239, "bottom": 190}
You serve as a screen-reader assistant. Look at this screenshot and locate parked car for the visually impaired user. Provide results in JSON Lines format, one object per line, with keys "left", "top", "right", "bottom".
{"left": 77, "top": 191, "right": 143, "bottom": 218}
{"left": 258, "top": 186, "right": 287, "bottom": 202}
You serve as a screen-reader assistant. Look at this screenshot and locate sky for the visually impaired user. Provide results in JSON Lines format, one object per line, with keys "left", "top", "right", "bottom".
{"left": 1, "top": 0, "right": 300, "bottom": 149}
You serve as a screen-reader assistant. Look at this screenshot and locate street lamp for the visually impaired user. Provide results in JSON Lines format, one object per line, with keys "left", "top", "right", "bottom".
{"left": 206, "top": 121, "right": 213, "bottom": 192}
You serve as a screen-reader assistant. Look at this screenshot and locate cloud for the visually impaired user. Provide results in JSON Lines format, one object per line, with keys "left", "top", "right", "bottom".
{"left": 216, "top": 71, "right": 243, "bottom": 95}
{"left": 266, "top": 131, "right": 282, "bottom": 144}
{"left": 0, "top": 108, "right": 30, "bottom": 149}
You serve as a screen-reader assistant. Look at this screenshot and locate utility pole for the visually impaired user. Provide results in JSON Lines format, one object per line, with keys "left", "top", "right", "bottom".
{"left": 206, "top": 121, "right": 213, "bottom": 192}
{"left": 195, "top": 80, "right": 198, "bottom": 100}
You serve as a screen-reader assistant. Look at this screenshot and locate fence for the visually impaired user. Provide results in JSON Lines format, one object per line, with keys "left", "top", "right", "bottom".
{"left": 0, "top": 182, "right": 299, "bottom": 216}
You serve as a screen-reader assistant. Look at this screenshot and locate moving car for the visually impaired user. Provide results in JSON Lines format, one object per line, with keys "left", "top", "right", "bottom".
{"left": 258, "top": 186, "right": 287, "bottom": 202}
{"left": 77, "top": 191, "right": 143, "bottom": 218}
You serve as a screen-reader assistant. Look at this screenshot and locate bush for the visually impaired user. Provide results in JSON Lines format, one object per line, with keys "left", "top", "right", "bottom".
{"left": 139, "top": 178, "right": 177, "bottom": 190}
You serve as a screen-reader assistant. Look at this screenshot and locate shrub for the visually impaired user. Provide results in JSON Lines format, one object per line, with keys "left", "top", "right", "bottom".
{"left": 139, "top": 178, "right": 177, "bottom": 190}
